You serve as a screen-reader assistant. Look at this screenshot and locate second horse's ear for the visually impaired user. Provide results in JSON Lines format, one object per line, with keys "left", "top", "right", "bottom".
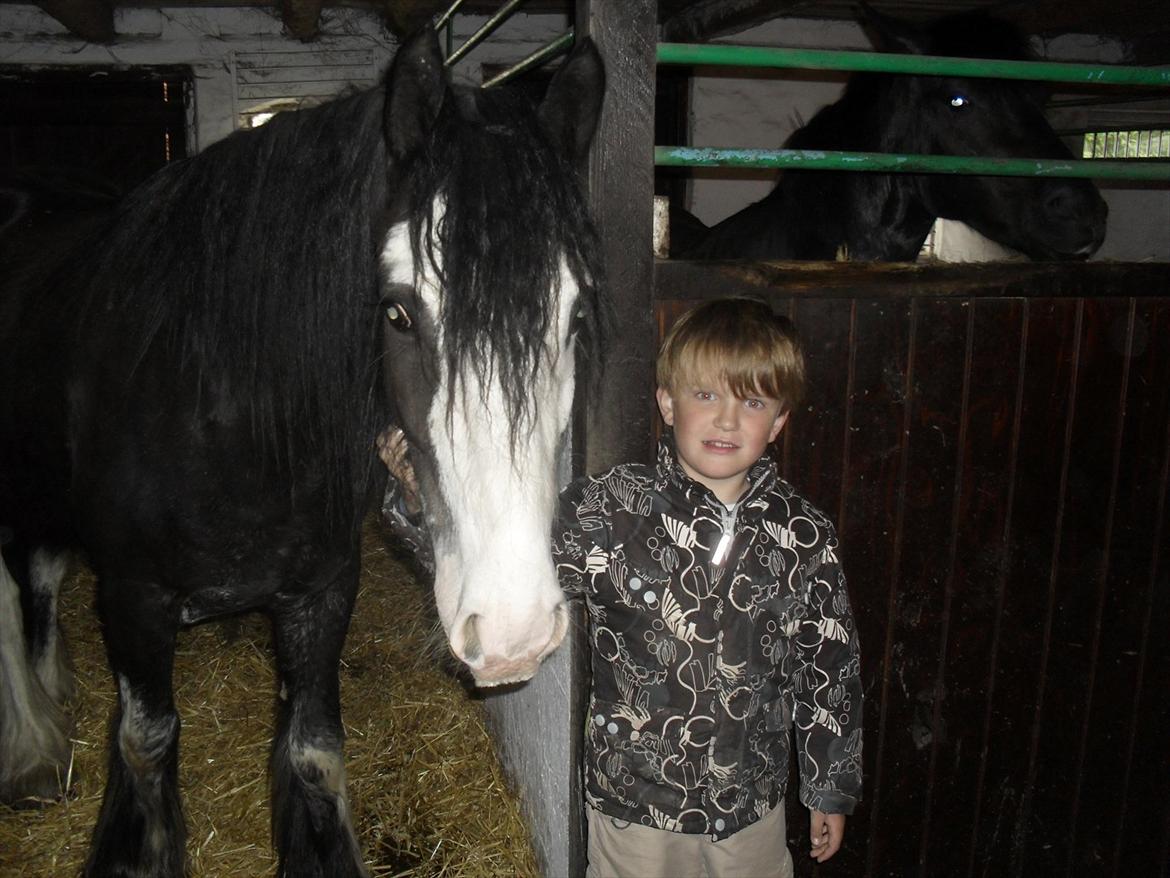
{"left": 858, "top": 2, "right": 927, "bottom": 54}
{"left": 538, "top": 37, "right": 606, "bottom": 165}
{"left": 385, "top": 28, "right": 448, "bottom": 162}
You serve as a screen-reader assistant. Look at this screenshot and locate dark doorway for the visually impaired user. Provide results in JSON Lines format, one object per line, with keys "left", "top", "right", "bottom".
{"left": 0, "top": 66, "right": 191, "bottom": 199}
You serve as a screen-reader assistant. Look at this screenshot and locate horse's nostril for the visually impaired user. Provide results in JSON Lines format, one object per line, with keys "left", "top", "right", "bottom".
{"left": 459, "top": 613, "right": 483, "bottom": 664}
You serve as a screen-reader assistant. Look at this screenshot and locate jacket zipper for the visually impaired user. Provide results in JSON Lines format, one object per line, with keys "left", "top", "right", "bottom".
{"left": 711, "top": 501, "right": 738, "bottom": 566}
{"left": 709, "top": 470, "right": 768, "bottom": 567}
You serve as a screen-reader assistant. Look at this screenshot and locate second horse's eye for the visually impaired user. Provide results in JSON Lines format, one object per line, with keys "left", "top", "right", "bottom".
{"left": 949, "top": 94, "right": 970, "bottom": 109}
{"left": 385, "top": 303, "right": 413, "bottom": 331}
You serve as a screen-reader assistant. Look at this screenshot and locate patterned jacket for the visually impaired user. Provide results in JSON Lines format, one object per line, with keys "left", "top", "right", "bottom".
{"left": 552, "top": 438, "right": 863, "bottom": 840}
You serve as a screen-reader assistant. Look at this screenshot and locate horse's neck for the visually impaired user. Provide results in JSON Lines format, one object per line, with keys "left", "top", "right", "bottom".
{"left": 689, "top": 196, "right": 798, "bottom": 259}
{"left": 769, "top": 93, "right": 936, "bottom": 260}
{"left": 763, "top": 158, "right": 934, "bottom": 261}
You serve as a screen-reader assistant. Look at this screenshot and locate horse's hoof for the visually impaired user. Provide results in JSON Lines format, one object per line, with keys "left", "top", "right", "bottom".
{"left": 0, "top": 762, "right": 72, "bottom": 809}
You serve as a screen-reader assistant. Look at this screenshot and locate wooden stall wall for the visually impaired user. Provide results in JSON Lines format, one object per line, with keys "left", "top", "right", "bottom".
{"left": 655, "top": 262, "right": 1170, "bottom": 878}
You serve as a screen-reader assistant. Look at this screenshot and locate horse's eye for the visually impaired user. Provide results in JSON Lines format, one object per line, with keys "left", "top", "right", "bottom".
{"left": 385, "top": 303, "right": 413, "bottom": 330}
{"left": 949, "top": 94, "right": 970, "bottom": 110}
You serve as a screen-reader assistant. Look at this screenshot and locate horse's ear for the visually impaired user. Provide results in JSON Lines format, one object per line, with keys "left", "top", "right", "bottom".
{"left": 538, "top": 37, "right": 605, "bottom": 164}
{"left": 858, "top": 2, "right": 928, "bottom": 54}
{"left": 385, "top": 28, "right": 447, "bottom": 162}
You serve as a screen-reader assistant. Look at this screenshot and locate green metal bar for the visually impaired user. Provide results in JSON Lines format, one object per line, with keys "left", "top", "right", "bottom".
{"left": 446, "top": 0, "right": 531, "bottom": 67}
{"left": 482, "top": 29, "right": 574, "bottom": 88}
{"left": 655, "top": 146, "right": 1170, "bottom": 181}
{"left": 657, "top": 43, "right": 1170, "bottom": 88}
{"left": 433, "top": 0, "right": 467, "bottom": 32}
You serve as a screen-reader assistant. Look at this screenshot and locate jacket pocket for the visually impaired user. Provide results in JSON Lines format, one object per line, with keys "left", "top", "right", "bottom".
{"left": 587, "top": 700, "right": 707, "bottom": 793}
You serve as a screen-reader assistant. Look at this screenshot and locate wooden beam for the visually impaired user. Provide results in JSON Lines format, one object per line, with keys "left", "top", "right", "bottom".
{"left": 281, "top": 0, "right": 323, "bottom": 40}
{"left": 655, "top": 259, "right": 1170, "bottom": 301}
{"left": 661, "top": 0, "right": 806, "bottom": 43}
{"left": 36, "top": 0, "right": 115, "bottom": 43}
{"left": 380, "top": 0, "right": 449, "bottom": 37}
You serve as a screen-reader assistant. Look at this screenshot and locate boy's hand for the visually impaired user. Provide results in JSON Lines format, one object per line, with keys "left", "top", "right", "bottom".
{"left": 376, "top": 428, "right": 421, "bottom": 515}
{"left": 809, "top": 810, "right": 845, "bottom": 862}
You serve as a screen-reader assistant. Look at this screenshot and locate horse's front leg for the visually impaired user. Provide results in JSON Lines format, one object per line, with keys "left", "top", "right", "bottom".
{"left": 270, "top": 570, "right": 367, "bottom": 878}
{"left": 85, "top": 577, "right": 186, "bottom": 878}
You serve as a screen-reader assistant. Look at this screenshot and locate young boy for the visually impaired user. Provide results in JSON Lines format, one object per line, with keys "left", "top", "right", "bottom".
{"left": 552, "top": 297, "right": 862, "bottom": 877}
{"left": 380, "top": 297, "right": 862, "bottom": 877}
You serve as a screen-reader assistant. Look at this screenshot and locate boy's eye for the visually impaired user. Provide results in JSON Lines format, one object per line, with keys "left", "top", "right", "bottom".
{"left": 695, "top": 391, "right": 715, "bottom": 401}
{"left": 745, "top": 399, "right": 763, "bottom": 409}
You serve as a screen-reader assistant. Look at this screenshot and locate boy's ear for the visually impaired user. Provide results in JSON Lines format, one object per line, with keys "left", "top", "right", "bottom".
{"left": 768, "top": 411, "right": 790, "bottom": 443}
{"left": 656, "top": 387, "right": 676, "bottom": 427}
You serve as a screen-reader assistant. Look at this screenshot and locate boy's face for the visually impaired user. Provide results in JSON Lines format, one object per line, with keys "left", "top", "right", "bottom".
{"left": 656, "top": 377, "right": 788, "bottom": 505}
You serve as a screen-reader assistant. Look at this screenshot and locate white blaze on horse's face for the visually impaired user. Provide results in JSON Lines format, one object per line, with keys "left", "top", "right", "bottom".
{"left": 381, "top": 206, "right": 576, "bottom": 687}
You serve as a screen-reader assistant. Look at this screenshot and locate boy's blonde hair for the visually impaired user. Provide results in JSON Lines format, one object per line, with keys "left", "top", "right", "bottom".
{"left": 656, "top": 298, "right": 805, "bottom": 411}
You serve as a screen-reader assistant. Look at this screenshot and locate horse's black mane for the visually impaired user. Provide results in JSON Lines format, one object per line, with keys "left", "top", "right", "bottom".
{"left": 60, "top": 88, "right": 388, "bottom": 522}
{"left": 403, "top": 84, "right": 607, "bottom": 438}
{"left": 51, "top": 71, "right": 604, "bottom": 521}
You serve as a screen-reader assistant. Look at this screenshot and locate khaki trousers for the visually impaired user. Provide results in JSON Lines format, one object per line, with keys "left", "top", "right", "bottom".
{"left": 586, "top": 803, "right": 795, "bottom": 878}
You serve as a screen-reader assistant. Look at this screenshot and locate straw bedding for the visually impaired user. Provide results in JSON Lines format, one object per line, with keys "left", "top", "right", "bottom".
{"left": 0, "top": 523, "right": 538, "bottom": 877}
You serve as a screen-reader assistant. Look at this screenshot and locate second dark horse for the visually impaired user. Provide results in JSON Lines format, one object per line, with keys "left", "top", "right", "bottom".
{"left": 676, "top": 8, "right": 1108, "bottom": 261}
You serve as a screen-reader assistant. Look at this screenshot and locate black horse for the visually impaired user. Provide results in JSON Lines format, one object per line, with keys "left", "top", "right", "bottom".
{"left": 675, "top": 7, "right": 1108, "bottom": 261}
{"left": 0, "top": 30, "right": 606, "bottom": 877}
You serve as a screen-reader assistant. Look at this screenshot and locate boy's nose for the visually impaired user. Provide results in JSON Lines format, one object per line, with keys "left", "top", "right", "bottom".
{"left": 714, "top": 400, "right": 739, "bottom": 429}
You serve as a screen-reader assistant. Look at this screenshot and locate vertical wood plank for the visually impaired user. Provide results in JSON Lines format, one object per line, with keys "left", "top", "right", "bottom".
{"left": 803, "top": 298, "right": 912, "bottom": 877}
{"left": 1024, "top": 299, "right": 1128, "bottom": 877}
{"left": 786, "top": 297, "right": 855, "bottom": 519}
{"left": 913, "top": 299, "right": 1028, "bottom": 875}
{"left": 1106, "top": 299, "right": 1170, "bottom": 875}
{"left": 783, "top": 296, "right": 856, "bottom": 877}
{"left": 1016, "top": 297, "right": 1084, "bottom": 878}
{"left": 1062, "top": 297, "right": 1138, "bottom": 873}
{"left": 970, "top": 298, "right": 1079, "bottom": 876}
{"left": 860, "top": 297, "right": 969, "bottom": 876}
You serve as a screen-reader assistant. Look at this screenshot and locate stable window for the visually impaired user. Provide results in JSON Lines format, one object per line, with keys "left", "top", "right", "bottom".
{"left": 1082, "top": 129, "right": 1170, "bottom": 158}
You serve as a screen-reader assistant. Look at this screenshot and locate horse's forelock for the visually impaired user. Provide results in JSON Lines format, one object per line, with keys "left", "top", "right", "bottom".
{"left": 402, "top": 85, "right": 607, "bottom": 450}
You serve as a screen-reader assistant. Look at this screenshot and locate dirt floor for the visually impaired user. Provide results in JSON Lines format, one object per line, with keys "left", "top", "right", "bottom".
{"left": 0, "top": 523, "right": 539, "bottom": 877}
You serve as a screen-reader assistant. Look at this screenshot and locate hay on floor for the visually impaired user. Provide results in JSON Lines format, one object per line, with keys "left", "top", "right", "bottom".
{"left": 0, "top": 523, "right": 538, "bottom": 878}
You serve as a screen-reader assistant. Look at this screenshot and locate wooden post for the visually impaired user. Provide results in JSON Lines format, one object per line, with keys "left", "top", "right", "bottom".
{"left": 483, "top": 3, "right": 656, "bottom": 873}
{"left": 573, "top": 2, "right": 658, "bottom": 876}
{"left": 36, "top": 0, "right": 114, "bottom": 43}
{"left": 576, "top": 0, "right": 658, "bottom": 474}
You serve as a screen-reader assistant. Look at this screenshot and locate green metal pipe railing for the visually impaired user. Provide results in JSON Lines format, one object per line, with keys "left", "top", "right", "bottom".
{"left": 657, "top": 43, "right": 1170, "bottom": 87}
{"left": 656, "top": 44, "right": 1170, "bottom": 180}
{"left": 656, "top": 146, "right": 1170, "bottom": 181}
